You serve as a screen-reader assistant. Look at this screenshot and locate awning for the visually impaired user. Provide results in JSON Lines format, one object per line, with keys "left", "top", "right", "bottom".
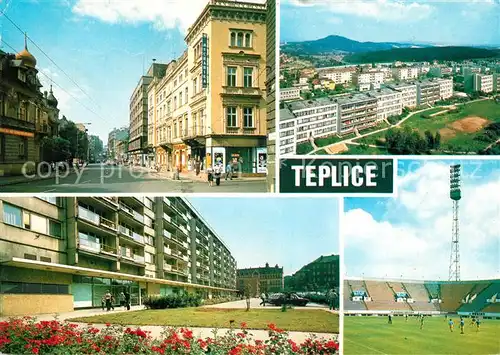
{"left": 2, "top": 257, "right": 237, "bottom": 293}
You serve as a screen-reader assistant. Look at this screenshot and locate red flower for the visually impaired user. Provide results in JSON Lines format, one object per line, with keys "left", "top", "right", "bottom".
{"left": 105, "top": 323, "right": 111, "bottom": 327}
{"left": 31, "top": 348, "right": 39, "bottom": 354}
{"left": 240, "top": 322, "right": 247, "bottom": 329}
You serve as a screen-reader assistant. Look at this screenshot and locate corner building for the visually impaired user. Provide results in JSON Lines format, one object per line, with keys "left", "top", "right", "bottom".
{"left": 183, "top": 0, "right": 268, "bottom": 174}
{"left": 237, "top": 263, "right": 284, "bottom": 297}
{"left": 0, "top": 197, "right": 237, "bottom": 316}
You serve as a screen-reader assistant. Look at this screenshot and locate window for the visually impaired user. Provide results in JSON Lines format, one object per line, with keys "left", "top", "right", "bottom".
{"left": 3, "top": 203, "right": 22, "bottom": 227}
{"left": 49, "top": 220, "right": 62, "bottom": 238}
{"left": 227, "top": 67, "right": 237, "bottom": 87}
{"left": 179, "top": 95, "right": 182, "bottom": 107}
{"left": 18, "top": 138, "right": 26, "bottom": 158}
{"left": 31, "top": 214, "right": 48, "bottom": 234}
{"left": 243, "top": 67, "right": 253, "bottom": 88}
{"left": 226, "top": 107, "right": 237, "bottom": 127}
{"left": 243, "top": 107, "right": 254, "bottom": 128}
{"left": 173, "top": 96, "right": 177, "bottom": 110}
{"left": 18, "top": 70, "right": 26, "bottom": 82}
{"left": 244, "top": 33, "right": 252, "bottom": 47}
{"left": 230, "top": 32, "right": 236, "bottom": 46}
{"left": 0, "top": 134, "right": 4, "bottom": 162}
{"left": 0, "top": 282, "right": 69, "bottom": 295}
{"left": 185, "top": 88, "right": 188, "bottom": 103}
{"left": 237, "top": 32, "right": 243, "bottom": 47}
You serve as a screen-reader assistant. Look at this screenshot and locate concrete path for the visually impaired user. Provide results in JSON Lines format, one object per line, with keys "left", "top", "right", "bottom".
{"left": 0, "top": 305, "right": 338, "bottom": 343}
{"left": 203, "top": 298, "right": 336, "bottom": 313}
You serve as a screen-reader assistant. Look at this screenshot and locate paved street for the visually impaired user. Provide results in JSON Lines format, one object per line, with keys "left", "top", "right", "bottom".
{"left": 0, "top": 164, "right": 267, "bottom": 193}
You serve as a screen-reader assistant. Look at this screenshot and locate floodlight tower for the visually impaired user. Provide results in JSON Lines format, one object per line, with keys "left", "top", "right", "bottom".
{"left": 449, "top": 164, "right": 461, "bottom": 281}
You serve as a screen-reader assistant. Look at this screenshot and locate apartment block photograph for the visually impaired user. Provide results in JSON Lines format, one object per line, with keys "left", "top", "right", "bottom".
{"left": 280, "top": 0, "right": 500, "bottom": 156}
{"left": 0, "top": 0, "right": 276, "bottom": 193}
{"left": 0, "top": 195, "right": 339, "bottom": 353}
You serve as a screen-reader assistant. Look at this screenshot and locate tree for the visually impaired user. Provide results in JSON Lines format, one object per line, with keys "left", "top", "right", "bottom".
{"left": 58, "top": 120, "right": 89, "bottom": 160}
{"left": 434, "top": 131, "right": 441, "bottom": 149}
{"left": 41, "top": 136, "right": 71, "bottom": 162}
{"left": 424, "top": 130, "right": 435, "bottom": 149}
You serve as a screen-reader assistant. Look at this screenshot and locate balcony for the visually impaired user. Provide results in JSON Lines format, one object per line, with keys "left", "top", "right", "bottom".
{"left": 119, "top": 203, "right": 133, "bottom": 215}
{"left": 78, "top": 206, "right": 100, "bottom": 225}
{"left": 100, "top": 217, "right": 117, "bottom": 231}
{"left": 134, "top": 254, "right": 145, "bottom": 264}
{"left": 164, "top": 247, "right": 172, "bottom": 255}
{"left": 0, "top": 114, "right": 35, "bottom": 132}
{"left": 118, "top": 225, "right": 145, "bottom": 245}
{"left": 221, "top": 86, "right": 261, "bottom": 97}
{"left": 133, "top": 210, "right": 144, "bottom": 223}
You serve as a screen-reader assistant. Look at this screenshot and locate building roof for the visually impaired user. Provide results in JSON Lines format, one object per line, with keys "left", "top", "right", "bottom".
{"left": 237, "top": 263, "right": 283, "bottom": 275}
{"left": 387, "top": 83, "right": 417, "bottom": 90}
{"left": 337, "top": 93, "right": 376, "bottom": 105}
{"left": 280, "top": 108, "right": 296, "bottom": 122}
{"left": 286, "top": 96, "right": 339, "bottom": 112}
{"left": 367, "top": 87, "right": 400, "bottom": 98}
{"left": 15, "top": 35, "right": 37, "bottom": 69}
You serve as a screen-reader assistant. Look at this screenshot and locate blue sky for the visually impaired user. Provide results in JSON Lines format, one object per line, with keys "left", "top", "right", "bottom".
{"left": 187, "top": 197, "right": 339, "bottom": 276}
{"left": 0, "top": 0, "right": 236, "bottom": 142}
{"left": 344, "top": 159, "right": 500, "bottom": 281}
{"left": 281, "top": 0, "right": 500, "bottom": 46}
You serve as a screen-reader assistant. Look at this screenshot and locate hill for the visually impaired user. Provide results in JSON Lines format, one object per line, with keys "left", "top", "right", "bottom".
{"left": 344, "top": 46, "right": 500, "bottom": 63}
{"left": 281, "top": 35, "right": 420, "bottom": 55}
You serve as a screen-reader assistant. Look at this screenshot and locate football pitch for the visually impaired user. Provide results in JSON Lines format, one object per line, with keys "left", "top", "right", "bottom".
{"left": 344, "top": 316, "right": 500, "bottom": 354}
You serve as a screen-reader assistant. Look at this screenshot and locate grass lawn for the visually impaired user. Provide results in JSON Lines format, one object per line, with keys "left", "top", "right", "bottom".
{"left": 344, "top": 316, "right": 500, "bottom": 355}
{"left": 296, "top": 142, "right": 315, "bottom": 154}
{"left": 314, "top": 149, "right": 329, "bottom": 155}
{"left": 69, "top": 308, "right": 339, "bottom": 334}
{"left": 315, "top": 133, "right": 356, "bottom": 148}
{"left": 341, "top": 144, "right": 388, "bottom": 155}
{"left": 354, "top": 100, "right": 500, "bottom": 153}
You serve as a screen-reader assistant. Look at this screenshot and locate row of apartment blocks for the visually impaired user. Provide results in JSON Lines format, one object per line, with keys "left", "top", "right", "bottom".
{"left": 128, "top": 0, "right": 269, "bottom": 175}
{"left": 0, "top": 197, "right": 236, "bottom": 316}
{"left": 280, "top": 79, "right": 453, "bottom": 155}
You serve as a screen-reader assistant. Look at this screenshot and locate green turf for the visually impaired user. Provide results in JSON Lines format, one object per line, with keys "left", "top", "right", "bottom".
{"left": 341, "top": 145, "right": 388, "bottom": 155}
{"left": 344, "top": 316, "right": 500, "bottom": 355}
{"left": 353, "top": 100, "right": 500, "bottom": 153}
{"left": 68, "top": 308, "right": 339, "bottom": 333}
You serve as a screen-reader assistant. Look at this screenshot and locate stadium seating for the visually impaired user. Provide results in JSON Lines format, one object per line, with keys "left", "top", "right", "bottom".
{"left": 482, "top": 303, "right": 500, "bottom": 313}
{"left": 345, "top": 298, "right": 367, "bottom": 311}
{"left": 457, "top": 282, "right": 493, "bottom": 312}
{"left": 440, "top": 283, "right": 475, "bottom": 312}
{"left": 344, "top": 280, "right": 368, "bottom": 310}
{"left": 403, "top": 282, "right": 439, "bottom": 312}
{"left": 364, "top": 281, "right": 411, "bottom": 311}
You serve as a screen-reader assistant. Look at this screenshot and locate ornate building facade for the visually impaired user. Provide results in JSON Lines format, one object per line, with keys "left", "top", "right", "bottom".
{"left": 0, "top": 37, "right": 59, "bottom": 176}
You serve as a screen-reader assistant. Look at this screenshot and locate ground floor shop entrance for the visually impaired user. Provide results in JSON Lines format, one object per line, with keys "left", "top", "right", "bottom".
{"left": 72, "top": 275, "right": 140, "bottom": 309}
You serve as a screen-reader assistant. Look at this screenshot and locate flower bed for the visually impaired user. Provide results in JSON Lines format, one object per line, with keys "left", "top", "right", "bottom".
{"left": 0, "top": 317, "right": 338, "bottom": 354}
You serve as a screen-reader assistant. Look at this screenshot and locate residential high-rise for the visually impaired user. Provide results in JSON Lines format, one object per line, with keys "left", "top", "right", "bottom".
{"left": 367, "top": 88, "right": 403, "bottom": 121}
{"left": 0, "top": 197, "right": 237, "bottom": 316}
{"left": 265, "top": 0, "right": 276, "bottom": 192}
{"left": 129, "top": 63, "right": 168, "bottom": 167}
{"left": 237, "top": 262, "right": 284, "bottom": 297}
{"left": 337, "top": 94, "right": 378, "bottom": 135}
{"left": 388, "top": 83, "right": 417, "bottom": 109}
{"left": 416, "top": 80, "right": 441, "bottom": 106}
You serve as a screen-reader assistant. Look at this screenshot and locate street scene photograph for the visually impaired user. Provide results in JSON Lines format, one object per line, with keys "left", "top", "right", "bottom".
{"left": 342, "top": 158, "right": 500, "bottom": 354}
{"left": 0, "top": 196, "right": 339, "bottom": 354}
{"left": 0, "top": 0, "right": 277, "bottom": 193}
{"left": 279, "top": 0, "right": 500, "bottom": 156}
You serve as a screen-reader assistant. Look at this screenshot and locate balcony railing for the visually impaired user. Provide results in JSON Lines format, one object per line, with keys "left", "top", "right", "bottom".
{"left": 134, "top": 254, "right": 145, "bottom": 264}
{"left": 163, "top": 213, "right": 171, "bottom": 222}
{"left": 132, "top": 232, "right": 145, "bottom": 244}
{"left": 78, "top": 206, "right": 100, "bottom": 225}
{"left": 79, "top": 236, "right": 100, "bottom": 253}
{"left": 222, "top": 86, "right": 261, "bottom": 96}
{"left": 164, "top": 264, "right": 172, "bottom": 271}
{"left": 164, "top": 247, "right": 172, "bottom": 255}
{"left": 119, "top": 203, "right": 133, "bottom": 215}
{"left": 133, "top": 211, "right": 144, "bottom": 223}
{"left": 100, "top": 217, "right": 116, "bottom": 230}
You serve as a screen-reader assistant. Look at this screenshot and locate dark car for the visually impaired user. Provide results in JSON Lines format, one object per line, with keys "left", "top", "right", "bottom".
{"left": 267, "top": 293, "right": 309, "bottom": 307}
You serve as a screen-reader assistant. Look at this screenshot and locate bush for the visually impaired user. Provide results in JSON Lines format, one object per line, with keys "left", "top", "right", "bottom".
{"left": 202, "top": 296, "right": 239, "bottom": 306}
{"left": 0, "top": 318, "right": 339, "bottom": 354}
{"left": 143, "top": 293, "right": 202, "bottom": 309}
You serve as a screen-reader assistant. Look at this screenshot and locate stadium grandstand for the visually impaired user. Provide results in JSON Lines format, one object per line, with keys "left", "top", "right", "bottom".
{"left": 344, "top": 278, "right": 500, "bottom": 319}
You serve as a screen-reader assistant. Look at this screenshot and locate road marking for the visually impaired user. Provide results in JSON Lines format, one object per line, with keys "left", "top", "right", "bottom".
{"left": 43, "top": 189, "right": 57, "bottom": 193}
{"left": 344, "top": 337, "right": 387, "bottom": 354}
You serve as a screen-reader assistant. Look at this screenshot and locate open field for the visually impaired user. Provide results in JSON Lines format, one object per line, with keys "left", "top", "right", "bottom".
{"left": 69, "top": 308, "right": 339, "bottom": 334}
{"left": 344, "top": 316, "right": 500, "bottom": 354}
{"left": 352, "top": 99, "right": 500, "bottom": 154}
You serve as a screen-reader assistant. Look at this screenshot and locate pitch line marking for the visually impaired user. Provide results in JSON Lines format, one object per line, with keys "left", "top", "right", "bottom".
{"left": 344, "top": 337, "right": 388, "bottom": 354}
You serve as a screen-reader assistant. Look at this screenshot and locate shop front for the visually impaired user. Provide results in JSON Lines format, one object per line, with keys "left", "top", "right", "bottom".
{"left": 207, "top": 146, "right": 267, "bottom": 175}
{"left": 172, "top": 144, "right": 189, "bottom": 172}
{"left": 72, "top": 275, "right": 140, "bottom": 309}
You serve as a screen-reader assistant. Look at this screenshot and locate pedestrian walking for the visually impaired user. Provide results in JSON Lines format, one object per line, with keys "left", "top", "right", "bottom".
{"left": 225, "top": 162, "right": 232, "bottom": 180}
{"left": 195, "top": 160, "right": 201, "bottom": 176}
{"left": 260, "top": 292, "right": 267, "bottom": 306}
{"left": 327, "top": 289, "right": 336, "bottom": 310}
{"left": 104, "top": 290, "right": 112, "bottom": 311}
{"left": 101, "top": 295, "right": 105, "bottom": 310}
{"left": 207, "top": 165, "right": 214, "bottom": 187}
{"left": 119, "top": 291, "right": 126, "bottom": 309}
{"left": 124, "top": 290, "right": 131, "bottom": 311}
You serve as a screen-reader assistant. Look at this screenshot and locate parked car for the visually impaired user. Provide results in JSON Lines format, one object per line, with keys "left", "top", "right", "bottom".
{"left": 267, "top": 293, "right": 309, "bottom": 307}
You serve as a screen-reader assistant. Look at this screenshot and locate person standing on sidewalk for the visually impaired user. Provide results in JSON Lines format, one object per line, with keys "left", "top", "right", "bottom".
{"left": 327, "top": 288, "right": 336, "bottom": 310}
{"left": 104, "top": 290, "right": 112, "bottom": 311}
{"left": 124, "top": 290, "right": 131, "bottom": 311}
{"left": 225, "top": 162, "right": 233, "bottom": 180}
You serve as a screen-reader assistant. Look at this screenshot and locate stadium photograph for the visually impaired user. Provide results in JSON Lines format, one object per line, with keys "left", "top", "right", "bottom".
{"left": 343, "top": 158, "right": 500, "bottom": 354}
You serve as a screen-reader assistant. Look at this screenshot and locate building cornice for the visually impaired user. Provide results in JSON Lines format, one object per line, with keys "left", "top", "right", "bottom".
{"left": 186, "top": 0, "right": 266, "bottom": 44}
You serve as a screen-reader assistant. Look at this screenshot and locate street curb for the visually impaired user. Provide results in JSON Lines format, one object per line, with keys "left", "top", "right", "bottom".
{"left": 0, "top": 171, "right": 77, "bottom": 188}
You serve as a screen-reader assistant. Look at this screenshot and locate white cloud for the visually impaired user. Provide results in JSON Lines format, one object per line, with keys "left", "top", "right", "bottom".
{"left": 72, "top": 0, "right": 266, "bottom": 32}
{"left": 345, "top": 161, "right": 500, "bottom": 281}
{"left": 284, "top": 0, "right": 435, "bottom": 22}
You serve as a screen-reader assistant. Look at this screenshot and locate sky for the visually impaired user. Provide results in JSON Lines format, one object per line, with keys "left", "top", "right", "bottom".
{"left": 281, "top": 0, "right": 500, "bottom": 46}
{"left": 344, "top": 159, "right": 500, "bottom": 281}
{"left": 187, "top": 197, "right": 339, "bottom": 276}
{"left": 0, "top": 0, "right": 264, "bottom": 143}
